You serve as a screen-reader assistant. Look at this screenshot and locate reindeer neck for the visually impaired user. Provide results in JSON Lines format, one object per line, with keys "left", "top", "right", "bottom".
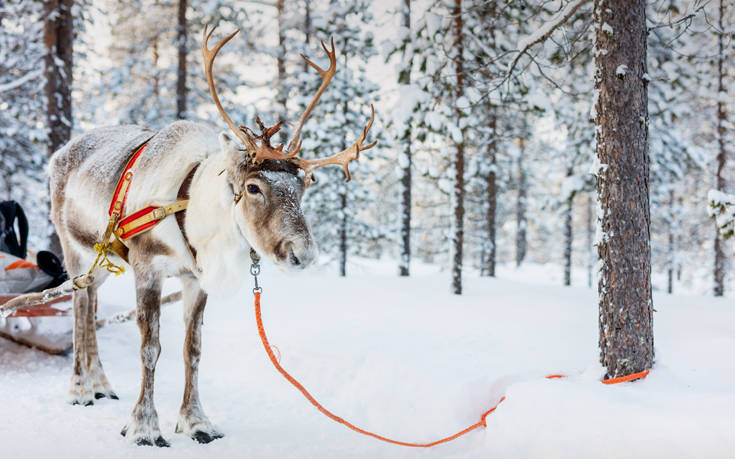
{"left": 185, "top": 150, "right": 252, "bottom": 294}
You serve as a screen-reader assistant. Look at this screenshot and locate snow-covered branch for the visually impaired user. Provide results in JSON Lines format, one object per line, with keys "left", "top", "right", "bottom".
{"left": 0, "top": 69, "right": 43, "bottom": 94}
{"left": 505, "top": 0, "right": 590, "bottom": 80}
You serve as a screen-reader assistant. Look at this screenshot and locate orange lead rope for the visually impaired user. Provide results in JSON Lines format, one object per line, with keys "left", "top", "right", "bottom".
{"left": 250, "top": 254, "right": 650, "bottom": 447}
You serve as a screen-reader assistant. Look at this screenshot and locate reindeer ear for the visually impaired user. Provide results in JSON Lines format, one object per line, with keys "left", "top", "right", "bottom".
{"left": 219, "top": 132, "right": 241, "bottom": 157}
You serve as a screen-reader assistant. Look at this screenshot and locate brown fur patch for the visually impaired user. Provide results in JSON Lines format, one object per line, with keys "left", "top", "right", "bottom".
{"left": 129, "top": 234, "right": 173, "bottom": 258}
{"left": 68, "top": 223, "right": 97, "bottom": 248}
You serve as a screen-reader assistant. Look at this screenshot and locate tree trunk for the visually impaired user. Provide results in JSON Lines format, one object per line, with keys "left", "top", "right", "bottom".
{"left": 667, "top": 189, "right": 675, "bottom": 294}
{"left": 451, "top": 0, "right": 465, "bottom": 295}
{"left": 587, "top": 192, "right": 594, "bottom": 288}
{"left": 515, "top": 136, "right": 527, "bottom": 267}
{"left": 176, "top": 0, "right": 187, "bottom": 119}
{"left": 714, "top": 0, "right": 727, "bottom": 297}
{"left": 303, "top": 1, "right": 311, "bottom": 71}
{"left": 338, "top": 187, "right": 347, "bottom": 277}
{"left": 44, "top": 0, "right": 73, "bottom": 257}
{"left": 276, "top": 0, "right": 288, "bottom": 141}
{"left": 483, "top": 106, "right": 497, "bottom": 277}
{"left": 338, "top": 93, "right": 348, "bottom": 278}
{"left": 398, "top": 0, "right": 412, "bottom": 277}
{"left": 563, "top": 169, "right": 574, "bottom": 286}
{"left": 594, "top": 0, "right": 654, "bottom": 379}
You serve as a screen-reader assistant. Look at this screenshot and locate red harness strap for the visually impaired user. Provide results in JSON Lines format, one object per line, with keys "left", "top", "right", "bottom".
{"left": 106, "top": 139, "right": 195, "bottom": 251}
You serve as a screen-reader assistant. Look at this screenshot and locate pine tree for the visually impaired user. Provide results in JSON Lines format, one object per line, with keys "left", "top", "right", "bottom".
{"left": 594, "top": 0, "right": 654, "bottom": 378}
{"left": 713, "top": 0, "right": 728, "bottom": 297}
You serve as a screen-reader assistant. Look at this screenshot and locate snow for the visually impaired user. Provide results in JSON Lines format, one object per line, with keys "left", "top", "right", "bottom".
{"left": 615, "top": 65, "right": 629, "bottom": 78}
{"left": 1, "top": 259, "right": 734, "bottom": 458}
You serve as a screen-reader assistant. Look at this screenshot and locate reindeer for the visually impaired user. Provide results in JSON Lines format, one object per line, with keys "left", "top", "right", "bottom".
{"left": 46, "top": 26, "right": 375, "bottom": 446}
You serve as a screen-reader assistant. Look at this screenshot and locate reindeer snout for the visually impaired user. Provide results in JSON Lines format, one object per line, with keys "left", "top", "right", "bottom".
{"left": 284, "top": 240, "right": 317, "bottom": 269}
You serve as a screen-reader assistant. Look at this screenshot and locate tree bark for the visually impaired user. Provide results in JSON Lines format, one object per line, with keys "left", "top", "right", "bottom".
{"left": 176, "top": 0, "right": 187, "bottom": 119}
{"left": 44, "top": 0, "right": 73, "bottom": 257}
{"left": 483, "top": 108, "right": 497, "bottom": 277}
{"left": 399, "top": 0, "right": 412, "bottom": 277}
{"left": 451, "top": 0, "right": 465, "bottom": 295}
{"left": 303, "top": 0, "right": 311, "bottom": 71}
{"left": 594, "top": 0, "right": 654, "bottom": 379}
{"left": 338, "top": 187, "right": 347, "bottom": 277}
{"left": 714, "top": 0, "right": 727, "bottom": 297}
{"left": 482, "top": 1, "right": 497, "bottom": 278}
{"left": 515, "top": 136, "right": 527, "bottom": 267}
{"left": 276, "top": 0, "right": 288, "bottom": 141}
{"left": 563, "top": 169, "right": 574, "bottom": 286}
{"left": 667, "top": 189, "right": 675, "bottom": 294}
{"left": 587, "top": 192, "right": 593, "bottom": 288}
{"left": 338, "top": 88, "right": 348, "bottom": 277}
{"left": 44, "top": 0, "right": 73, "bottom": 156}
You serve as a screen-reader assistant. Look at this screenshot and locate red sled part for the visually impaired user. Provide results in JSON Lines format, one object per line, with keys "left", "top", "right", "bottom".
{"left": 0, "top": 294, "right": 72, "bottom": 317}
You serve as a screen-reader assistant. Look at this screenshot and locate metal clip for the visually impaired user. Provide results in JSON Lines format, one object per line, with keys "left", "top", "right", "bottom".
{"left": 249, "top": 248, "right": 262, "bottom": 293}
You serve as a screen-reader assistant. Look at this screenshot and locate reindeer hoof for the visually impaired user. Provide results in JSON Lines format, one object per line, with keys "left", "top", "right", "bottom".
{"left": 155, "top": 436, "right": 171, "bottom": 447}
{"left": 193, "top": 430, "right": 224, "bottom": 444}
{"left": 94, "top": 391, "right": 119, "bottom": 400}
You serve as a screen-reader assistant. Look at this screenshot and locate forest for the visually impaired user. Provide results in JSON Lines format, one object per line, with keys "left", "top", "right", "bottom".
{"left": 0, "top": 0, "right": 734, "bottom": 455}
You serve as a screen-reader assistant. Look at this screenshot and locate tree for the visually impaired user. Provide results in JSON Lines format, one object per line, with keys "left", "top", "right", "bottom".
{"left": 713, "top": 0, "right": 728, "bottom": 297}
{"left": 44, "top": 0, "right": 74, "bottom": 157}
{"left": 450, "top": 0, "right": 465, "bottom": 294}
{"left": 396, "top": 0, "right": 413, "bottom": 277}
{"left": 594, "top": 0, "right": 654, "bottom": 378}
{"left": 176, "top": 0, "right": 188, "bottom": 119}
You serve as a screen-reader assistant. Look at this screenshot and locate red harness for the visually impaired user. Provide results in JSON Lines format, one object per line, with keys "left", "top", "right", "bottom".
{"left": 104, "top": 139, "right": 197, "bottom": 261}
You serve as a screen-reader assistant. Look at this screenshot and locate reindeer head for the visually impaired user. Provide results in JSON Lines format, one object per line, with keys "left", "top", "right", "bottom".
{"left": 202, "top": 26, "right": 376, "bottom": 271}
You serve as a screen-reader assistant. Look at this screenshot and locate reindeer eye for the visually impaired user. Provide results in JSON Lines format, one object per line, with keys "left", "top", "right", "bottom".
{"left": 246, "top": 184, "right": 260, "bottom": 194}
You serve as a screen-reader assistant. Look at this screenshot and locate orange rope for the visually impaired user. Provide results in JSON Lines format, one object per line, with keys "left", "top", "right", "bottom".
{"left": 254, "top": 291, "right": 649, "bottom": 447}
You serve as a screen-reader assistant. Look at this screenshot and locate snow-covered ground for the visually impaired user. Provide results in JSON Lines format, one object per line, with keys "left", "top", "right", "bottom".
{"left": 1, "top": 259, "right": 734, "bottom": 458}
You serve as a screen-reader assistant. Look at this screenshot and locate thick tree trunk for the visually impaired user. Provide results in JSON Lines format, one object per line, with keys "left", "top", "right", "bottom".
{"left": 398, "top": 0, "right": 412, "bottom": 277}
{"left": 451, "top": 0, "right": 465, "bottom": 295}
{"left": 515, "top": 137, "right": 527, "bottom": 267}
{"left": 44, "top": 0, "right": 73, "bottom": 156}
{"left": 176, "top": 0, "right": 187, "bottom": 119}
{"left": 44, "top": 0, "right": 73, "bottom": 257}
{"left": 714, "top": 0, "right": 727, "bottom": 297}
{"left": 594, "top": 0, "right": 654, "bottom": 379}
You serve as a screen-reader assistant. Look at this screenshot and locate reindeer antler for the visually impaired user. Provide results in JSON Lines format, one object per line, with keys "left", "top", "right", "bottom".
{"left": 293, "top": 105, "right": 376, "bottom": 187}
{"left": 202, "top": 26, "right": 376, "bottom": 187}
{"left": 202, "top": 26, "right": 257, "bottom": 153}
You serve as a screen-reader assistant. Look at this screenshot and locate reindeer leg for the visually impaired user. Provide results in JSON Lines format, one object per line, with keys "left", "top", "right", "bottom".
{"left": 175, "top": 275, "right": 223, "bottom": 444}
{"left": 121, "top": 271, "right": 169, "bottom": 447}
{"left": 84, "top": 284, "right": 117, "bottom": 400}
{"left": 68, "top": 287, "right": 94, "bottom": 406}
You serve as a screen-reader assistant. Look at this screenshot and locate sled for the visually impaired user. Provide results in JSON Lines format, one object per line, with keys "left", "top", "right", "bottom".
{"left": 0, "top": 293, "right": 74, "bottom": 354}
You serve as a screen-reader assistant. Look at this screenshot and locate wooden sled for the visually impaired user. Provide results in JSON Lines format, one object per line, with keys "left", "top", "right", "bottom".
{"left": 0, "top": 294, "right": 74, "bottom": 354}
